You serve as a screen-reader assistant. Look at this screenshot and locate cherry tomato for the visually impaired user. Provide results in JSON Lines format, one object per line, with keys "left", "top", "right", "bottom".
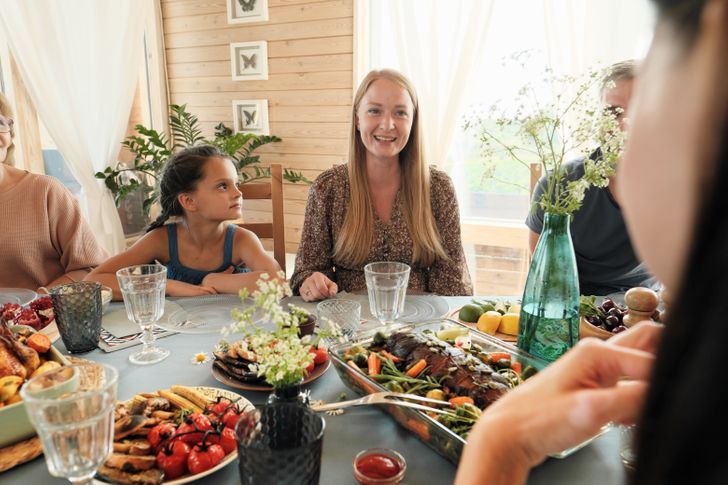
{"left": 310, "top": 347, "right": 329, "bottom": 365}
{"left": 219, "top": 427, "right": 237, "bottom": 454}
{"left": 157, "top": 439, "right": 191, "bottom": 479}
{"left": 177, "top": 413, "right": 213, "bottom": 444}
{"left": 305, "top": 361, "right": 315, "bottom": 374}
{"left": 188, "top": 442, "right": 225, "bottom": 475}
{"left": 207, "top": 398, "right": 233, "bottom": 416}
{"left": 147, "top": 422, "right": 177, "bottom": 451}
{"left": 221, "top": 408, "right": 240, "bottom": 429}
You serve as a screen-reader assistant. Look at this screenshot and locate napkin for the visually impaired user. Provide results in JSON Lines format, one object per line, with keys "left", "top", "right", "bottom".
{"left": 98, "top": 301, "right": 183, "bottom": 352}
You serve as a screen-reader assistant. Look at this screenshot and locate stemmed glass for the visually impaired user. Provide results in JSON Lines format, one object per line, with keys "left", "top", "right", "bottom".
{"left": 20, "top": 363, "right": 118, "bottom": 485}
{"left": 116, "top": 264, "right": 169, "bottom": 365}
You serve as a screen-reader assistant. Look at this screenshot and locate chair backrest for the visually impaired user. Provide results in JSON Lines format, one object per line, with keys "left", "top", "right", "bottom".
{"left": 238, "top": 164, "right": 286, "bottom": 273}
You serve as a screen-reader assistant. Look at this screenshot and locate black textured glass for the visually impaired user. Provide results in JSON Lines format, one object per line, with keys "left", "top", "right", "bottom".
{"left": 236, "top": 403, "right": 325, "bottom": 485}
{"left": 50, "top": 281, "right": 102, "bottom": 353}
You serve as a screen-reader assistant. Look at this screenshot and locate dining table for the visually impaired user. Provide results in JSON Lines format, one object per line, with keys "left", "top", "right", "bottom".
{"left": 3, "top": 294, "right": 629, "bottom": 484}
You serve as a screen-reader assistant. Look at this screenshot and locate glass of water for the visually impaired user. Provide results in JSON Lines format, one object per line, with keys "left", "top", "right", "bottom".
{"left": 364, "top": 262, "right": 411, "bottom": 326}
{"left": 20, "top": 363, "right": 118, "bottom": 484}
{"left": 116, "top": 264, "right": 169, "bottom": 365}
{"left": 317, "top": 299, "right": 361, "bottom": 339}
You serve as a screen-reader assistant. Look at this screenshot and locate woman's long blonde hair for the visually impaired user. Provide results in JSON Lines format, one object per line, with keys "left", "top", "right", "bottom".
{"left": 0, "top": 93, "right": 16, "bottom": 166}
{"left": 333, "top": 69, "right": 448, "bottom": 267}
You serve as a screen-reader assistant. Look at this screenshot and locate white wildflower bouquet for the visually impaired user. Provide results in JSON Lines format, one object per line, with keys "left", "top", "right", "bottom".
{"left": 465, "top": 61, "right": 625, "bottom": 216}
{"left": 222, "top": 272, "right": 340, "bottom": 389}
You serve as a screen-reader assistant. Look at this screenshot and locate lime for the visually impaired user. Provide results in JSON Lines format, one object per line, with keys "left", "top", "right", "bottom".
{"left": 479, "top": 302, "right": 496, "bottom": 312}
{"left": 458, "top": 304, "right": 484, "bottom": 323}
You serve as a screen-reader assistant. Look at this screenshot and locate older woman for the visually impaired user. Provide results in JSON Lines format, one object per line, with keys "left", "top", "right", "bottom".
{"left": 0, "top": 93, "right": 108, "bottom": 291}
{"left": 291, "top": 69, "right": 473, "bottom": 301}
{"left": 456, "top": 0, "right": 728, "bottom": 483}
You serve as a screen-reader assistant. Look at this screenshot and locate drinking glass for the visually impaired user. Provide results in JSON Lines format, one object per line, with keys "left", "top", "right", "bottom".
{"left": 236, "top": 402, "right": 325, "bottom": 484}
{"left": 317, "top": 299, "right": 361, "bottom": 339}
{"left": 364, "top": 262, "right": 411, "bottom": 326}
{"left": 49, "top": 281, "right": 103, "bottom": 353}
{"left": 20, "top": 363, "right": 118, "bottom": 485}
{"left": 620, "top": 424, "right": 637, "bottom": 470}
{"left": 116, "top": 264, "right": 169, "bottom": 365}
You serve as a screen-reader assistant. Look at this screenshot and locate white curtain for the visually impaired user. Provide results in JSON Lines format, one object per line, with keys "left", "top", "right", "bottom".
{"left": 543, "top": 0, "right": 656, "bottom": 76}
{"left": 364, "top": 0, "right": 495, "bottom": 166}
{"left": 0, "top": 0, "right": 146, "bottom": 255}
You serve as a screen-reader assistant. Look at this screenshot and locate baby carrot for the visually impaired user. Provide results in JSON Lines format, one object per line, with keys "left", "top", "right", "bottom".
{"left": 380, "top": 350, "right": 400, "bottom": 363}
{"left": 448, "top": 396, "right": 475, "bottom": 406}
{"left": 368, "top": 352, "right": 382, "bottom": 375}
{"left": 405, "top": 358, "right": 427, "bottom": 377}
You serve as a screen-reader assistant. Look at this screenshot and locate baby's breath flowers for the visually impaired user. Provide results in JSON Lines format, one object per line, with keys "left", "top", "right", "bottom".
{"left": 464, "top": 58, "right": 625, "bottom": 216}
{"left": 222, "top": 272, "right": 341, "bottom": 389}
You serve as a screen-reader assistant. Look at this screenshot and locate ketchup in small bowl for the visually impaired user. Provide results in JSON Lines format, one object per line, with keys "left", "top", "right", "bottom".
{"left": 353, "top": 448, "right": 406, "bottom": 485}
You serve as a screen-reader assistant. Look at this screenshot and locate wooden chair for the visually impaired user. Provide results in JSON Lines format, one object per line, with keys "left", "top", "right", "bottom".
{"left": 238, "top": 164, "right": 286, "bottom": 273}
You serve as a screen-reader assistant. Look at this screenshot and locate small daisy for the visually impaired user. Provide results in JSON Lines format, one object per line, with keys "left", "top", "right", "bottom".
{"left": 191, "top": 352, "right": 210, "bottom": 365}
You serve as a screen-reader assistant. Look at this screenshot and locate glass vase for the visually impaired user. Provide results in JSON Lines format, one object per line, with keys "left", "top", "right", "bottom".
{"left": 518, "top": 212, "right": 580, "bottom": 363}
{"left": 267, "top": 380, "right": 310, "bottom": 406}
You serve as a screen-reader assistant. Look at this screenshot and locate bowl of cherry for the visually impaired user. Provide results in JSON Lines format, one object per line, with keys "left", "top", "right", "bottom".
{"left": 580, "top": 297, "right": 630, "bottom": 340}
{"left": 353, "top": 448, "right": 406, "bottom": 485}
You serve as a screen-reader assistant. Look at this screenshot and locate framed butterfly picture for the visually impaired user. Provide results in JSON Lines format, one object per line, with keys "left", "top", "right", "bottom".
{"left": 233, "top": 99, "right": 270, "bottom": 135}
{"left": 226, "top": 0, "right": 268, "bottom": 24}
{"left": 231, "top": 41, "right": 268, "bottom": 81}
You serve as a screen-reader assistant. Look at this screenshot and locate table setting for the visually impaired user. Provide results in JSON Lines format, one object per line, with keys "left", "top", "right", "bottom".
{"left": 0, "top": 266, "right": 631, "bottom": 485}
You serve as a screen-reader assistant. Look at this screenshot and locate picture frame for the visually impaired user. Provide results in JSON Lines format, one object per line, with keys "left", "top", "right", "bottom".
{"left": 226, "top": 0, "right": 269, "bottom": 24}
{"left": 230, "top": 41, "right": 268, "bottom": 81}
{"left": 232, "top": 99, "right": 270, "bottom": 135}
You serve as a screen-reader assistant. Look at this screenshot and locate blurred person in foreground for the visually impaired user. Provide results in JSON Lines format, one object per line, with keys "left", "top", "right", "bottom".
{"left": 457, "top": 0, "right": 728, "bottom": 483}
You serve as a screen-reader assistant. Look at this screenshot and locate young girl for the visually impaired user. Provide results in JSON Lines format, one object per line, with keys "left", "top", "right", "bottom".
{"left": 86, "top": 145, "right": 280, "bottom": 299}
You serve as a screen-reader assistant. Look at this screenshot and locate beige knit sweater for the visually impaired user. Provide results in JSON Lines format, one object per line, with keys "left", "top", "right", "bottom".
{"left": 0, "top": 170, "right": 109, "bottom": 290}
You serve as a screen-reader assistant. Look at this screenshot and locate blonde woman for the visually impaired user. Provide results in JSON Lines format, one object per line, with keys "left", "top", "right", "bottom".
{"left": 0, "top": 93, "right": 108, "bottom": 291}
{"left": 291, "top": 69, "right": 472, "bottom": 301}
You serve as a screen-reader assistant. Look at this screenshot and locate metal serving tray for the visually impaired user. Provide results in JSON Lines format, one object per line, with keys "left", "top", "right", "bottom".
{"left": 329, "top": 318, "right": 551, "bottom": 465}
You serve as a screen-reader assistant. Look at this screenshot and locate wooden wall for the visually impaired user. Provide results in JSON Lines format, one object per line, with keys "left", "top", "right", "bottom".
{"left": 161, "top": 0, "right": 354, "bottom": 253}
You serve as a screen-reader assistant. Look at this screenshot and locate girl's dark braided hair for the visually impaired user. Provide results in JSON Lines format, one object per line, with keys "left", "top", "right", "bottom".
{"left": 145, "top": 145, "right": 230, "bottom": 232}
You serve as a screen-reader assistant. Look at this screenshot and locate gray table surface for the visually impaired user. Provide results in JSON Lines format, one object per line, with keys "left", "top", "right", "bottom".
{"left": 3, "top": 296, "right": 627, "bottom": 484}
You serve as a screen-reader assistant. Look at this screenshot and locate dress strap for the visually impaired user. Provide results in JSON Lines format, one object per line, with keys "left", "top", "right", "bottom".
{"left": 221, "top": 224, "right": 236, "bottom": 268}
{"left": 166, "top": 224, "right": 180, "bottom": 265}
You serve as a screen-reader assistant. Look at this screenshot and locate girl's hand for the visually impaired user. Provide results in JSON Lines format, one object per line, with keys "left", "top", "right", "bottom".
{"left": 455, "top": 322, "right": 662, "bottom": 484}
{"left": 166, "top": 280, "right": 218, "bottom": 297}
{"left": 300, "top": 272, "right": 338, "bottom": 301}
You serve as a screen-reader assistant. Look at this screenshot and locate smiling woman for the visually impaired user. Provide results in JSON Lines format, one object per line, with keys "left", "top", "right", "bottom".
{"left": 290, "top": 69, "right": 473, "bottom": 301}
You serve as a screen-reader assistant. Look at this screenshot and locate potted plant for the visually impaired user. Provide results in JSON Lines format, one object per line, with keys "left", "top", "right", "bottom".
{"left": 466, "top": 64, "right": 624, "bottom": 363}
{"left": 96, "top": 104, "right": 310, "bottom": 217}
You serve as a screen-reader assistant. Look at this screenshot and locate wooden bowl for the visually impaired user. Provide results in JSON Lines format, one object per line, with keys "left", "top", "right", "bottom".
{"left": 579, "top": 316, "right": 613, "bottom": 340}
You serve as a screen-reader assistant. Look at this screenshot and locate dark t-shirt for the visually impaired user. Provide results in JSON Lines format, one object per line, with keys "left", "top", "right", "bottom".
{"left": 525, "top": 156, "right": 654, "bottom": 295}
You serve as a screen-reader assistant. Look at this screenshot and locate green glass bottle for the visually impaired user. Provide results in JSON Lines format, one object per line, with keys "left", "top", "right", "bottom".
{"left": 518, "top": 213, "right": 580, "bottom": 363}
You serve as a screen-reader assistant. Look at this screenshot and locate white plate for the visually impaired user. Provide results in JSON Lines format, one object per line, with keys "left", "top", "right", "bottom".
{"left": 95, "top": 386, "right": 252, "bottom": 485}
{"left": 0, "top": 288, "right": 37, "bottom": 307}
{"left": 161, "top": 296, "right": 262, "bottom": 334}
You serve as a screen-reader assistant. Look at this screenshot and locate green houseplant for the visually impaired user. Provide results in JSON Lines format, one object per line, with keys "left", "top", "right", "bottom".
{"left": 97, "top": 104, "right": 310, "bottom": 216}
{"left": 466, "top": 64, "right": 624, "bottom": 363}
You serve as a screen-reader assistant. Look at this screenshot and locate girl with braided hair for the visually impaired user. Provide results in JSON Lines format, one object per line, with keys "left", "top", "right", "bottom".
{"left": 86, "top": 145, "right": 280, "bottom": 299}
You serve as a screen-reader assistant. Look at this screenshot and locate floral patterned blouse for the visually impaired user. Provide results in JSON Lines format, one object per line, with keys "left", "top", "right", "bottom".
{"left": 290, "top": 164, "right": 473, "bottom": 296}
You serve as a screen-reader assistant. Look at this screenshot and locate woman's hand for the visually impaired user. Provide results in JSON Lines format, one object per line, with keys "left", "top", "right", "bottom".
{"left": 455, "top": 322, "right": 662, "bottom": 485}
{"left": 300, "top": 272, "right": 338, "bottom": 301}
{"left": 166, "top": 280, "right": 218, "bottom": 297}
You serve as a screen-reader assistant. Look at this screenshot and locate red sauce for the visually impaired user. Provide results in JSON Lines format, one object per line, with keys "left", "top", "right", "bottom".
{"left": 356, "top": 453, "right": 402, "bottom": 480}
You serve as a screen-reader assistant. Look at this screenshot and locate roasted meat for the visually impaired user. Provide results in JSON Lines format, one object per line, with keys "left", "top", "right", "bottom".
{"left": 0, "top": 318, "right": 40, "bottom": 378}
{"left": 386, "top": 332, "right": 509, "bottom": 408}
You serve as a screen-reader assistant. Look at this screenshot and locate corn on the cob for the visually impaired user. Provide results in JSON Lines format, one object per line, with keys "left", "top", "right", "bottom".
{"left": 157, "top": 389, "right": 202, "bottom": 413}
{"left": 169, "top": 385, "right": 212, "bottom": 410}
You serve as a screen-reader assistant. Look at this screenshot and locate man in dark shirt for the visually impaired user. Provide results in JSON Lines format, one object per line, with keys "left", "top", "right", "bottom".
{"left": 525, "top": 60, "right": 655, "bottom": 295}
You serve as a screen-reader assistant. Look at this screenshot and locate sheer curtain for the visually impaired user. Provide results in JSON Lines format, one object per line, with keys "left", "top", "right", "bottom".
{"left": 543, "top": 0, "right": 656, "bottom": 76}
{"left": 0, "top": 0, "right": 146, "bottom": 254}
{"left": 362, "top": 0, "right": 495, "bottom": 166}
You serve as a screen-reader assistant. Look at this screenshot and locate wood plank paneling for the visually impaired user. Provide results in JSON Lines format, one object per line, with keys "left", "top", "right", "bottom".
{"left": 163, "top": 0, "right": 353, "bottom": 250}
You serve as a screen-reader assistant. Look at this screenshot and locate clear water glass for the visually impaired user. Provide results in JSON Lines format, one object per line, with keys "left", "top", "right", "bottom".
{"left": 20, "top": 363, "right": 118, "bottom": 485}
{"left": 116, "top": 264, "right": 169, "bottom": 365}
{"left": 317, "top": 299, "right": 361, "bottom": 339}
{"left": 364, "top": 262, "right": 411, "bottom": 326}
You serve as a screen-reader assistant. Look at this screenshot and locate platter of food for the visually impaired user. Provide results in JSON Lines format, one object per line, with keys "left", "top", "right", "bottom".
{"left": 329, "top": 319, "right": 549, "bottom": 465}
{"left": 447, "top": 298, "right": 521, "bottom": 342}
{"left": 211, "top": 339, "right": 331, "bottom": 391}
{"left": 0, "top": 323, "right": 69, "bottom": 448}
{"left": 95, "top": 385, "right": 252, "bottom": 485}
